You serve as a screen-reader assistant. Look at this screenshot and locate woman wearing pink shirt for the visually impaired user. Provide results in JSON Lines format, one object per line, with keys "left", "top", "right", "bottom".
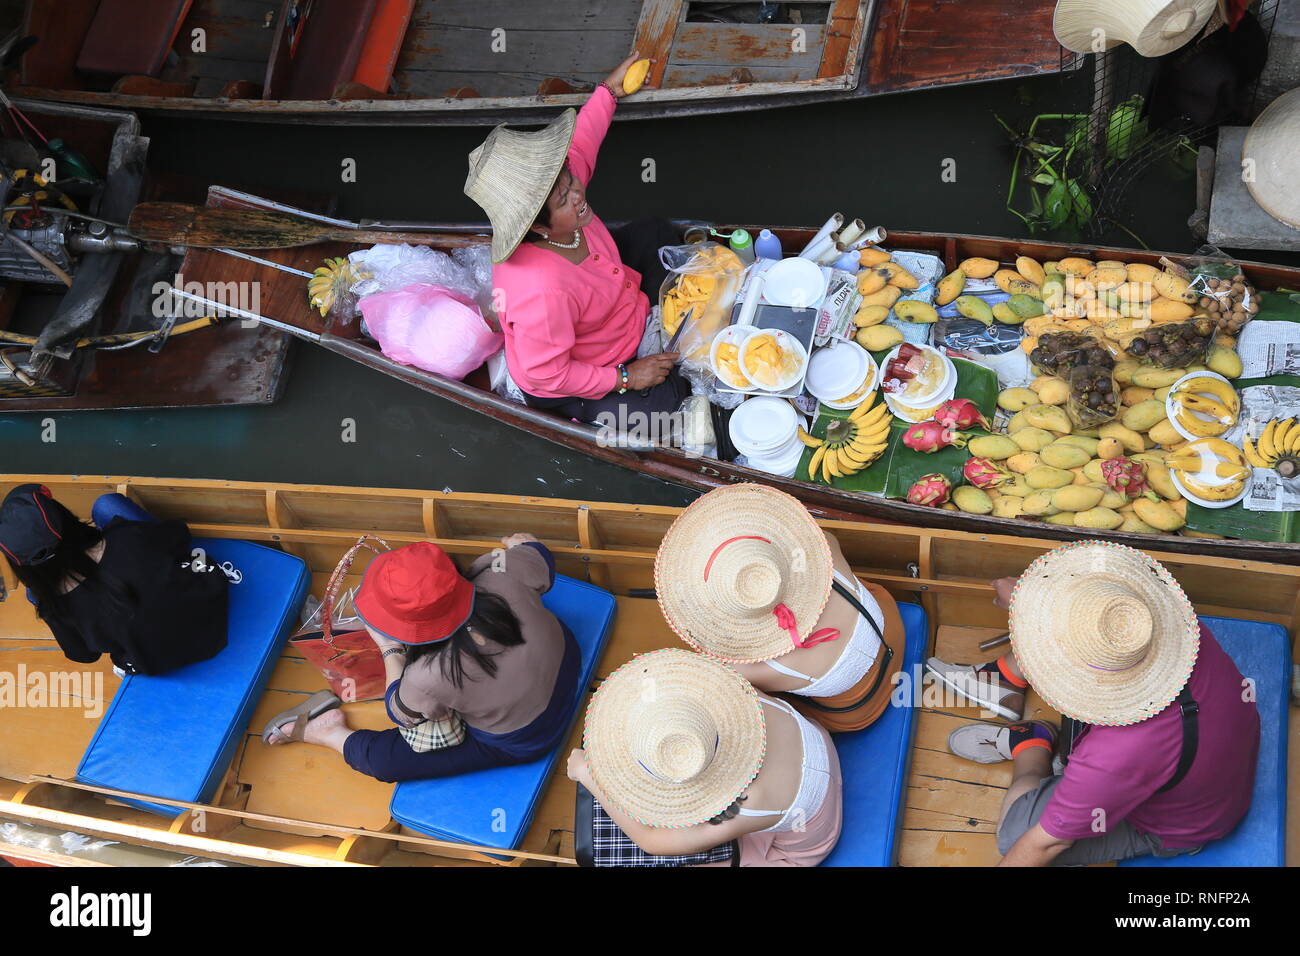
{"left": 463, "top": 55, "right": 688, "bottom": 424}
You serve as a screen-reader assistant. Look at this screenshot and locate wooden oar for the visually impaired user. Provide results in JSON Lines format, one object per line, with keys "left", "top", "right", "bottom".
{"left": 127, "top": 202, "right": 490, "bottom": 250}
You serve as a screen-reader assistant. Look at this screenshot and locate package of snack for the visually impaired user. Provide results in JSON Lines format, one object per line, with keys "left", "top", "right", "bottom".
{"left": 1123, "top": 317, "right": 1216, "bottom": 369}
{"left": 1067, "top": 363, "right": 1120, "bottom": 428}
{"left": 658, "top": 242, "right": 746, "bottom": 373}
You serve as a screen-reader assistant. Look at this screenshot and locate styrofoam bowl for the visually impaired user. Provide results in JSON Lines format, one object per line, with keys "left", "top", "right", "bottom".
{"left": 710, "top": 325, "right": 759, "bottom": 392}
{"left": 762, "top": 256, "right": 827, "bottom": 310}
{"left": 879, "top": 343, "right": 956, "bottom": 410}
{"left": 806, "top": 341, "right": 879, "bottom": 409}
{"left": 740, "top": 328, "right": 809, "bottom": 393}
{"left": 1165, "top": 369, "right": 1238, "bottom": 443}
{"left": 728, "top": 395, "right": 800, "bottom": 456}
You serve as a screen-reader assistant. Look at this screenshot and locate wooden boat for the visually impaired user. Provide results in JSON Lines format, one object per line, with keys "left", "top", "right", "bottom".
{"left": 0, "top": 99, "right": 296, "bottom": 412}
{"left": 182, "top": 187, "right": 1300, "bottom": 565}
{"left": 0, "top": 0, "right": 1072, "bottom": 126}
{"left": 0, "top": 474, "right": 1295, "bottom": 867}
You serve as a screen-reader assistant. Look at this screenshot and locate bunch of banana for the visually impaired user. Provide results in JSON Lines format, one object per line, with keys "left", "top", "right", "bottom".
{"left": 799, "top": 395, "right": 894, "bottom": 483}
{"left": 1168, "top": 375, "right": 1239, "bottom": 437}
{"left": 307, "top": 257, "right": 364, "bottom": 317}
{"left": 1165, "top": 437, "right": 1250, "bottom": 501}
{"left": 1243, "top": 418, "right": 1300, "bottom": 479}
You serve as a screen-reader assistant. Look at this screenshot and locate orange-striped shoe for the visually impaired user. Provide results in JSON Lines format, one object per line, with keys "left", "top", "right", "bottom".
{"left": 947, "top": 720, "right": 1058, "bottom": 764}
{"left": 924, "top": 656, "right": 1026, "bottom": 720}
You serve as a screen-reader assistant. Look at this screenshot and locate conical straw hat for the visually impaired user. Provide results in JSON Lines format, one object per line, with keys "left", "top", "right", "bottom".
{"left": 582, "top": 648, "right": 766, "bottom": 828}
{"left": 1053, "top": 0, "right": 1216, "bottom": 57}
{"left": 1009, "top": 541, "right": 1200, "bottom": 726}
{"left": 655, "top": 484, "right": 834, "bottom": 663}
{"left": 464, "top": 109, "right": 576, "bottom": 263}
{"left": 1244, "top": 87, "right": 1300, "bottom": 230}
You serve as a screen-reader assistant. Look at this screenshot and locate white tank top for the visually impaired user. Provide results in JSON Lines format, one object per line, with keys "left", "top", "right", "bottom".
{"left": 736, "top": 697, "right": 832, "bottom": 833}
{"left": 761, "top": 569, "right": 884, "bottom": 698}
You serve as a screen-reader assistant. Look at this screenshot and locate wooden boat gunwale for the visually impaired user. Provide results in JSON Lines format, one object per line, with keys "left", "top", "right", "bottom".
{"left": 0, "top": 475, "right": 1295, "bottom": 867}
{"left": 175, "top": 187, "right": 1300, "bottom": 565}
{"left": 2, "top": 0, "right": 1074, "bottom": 125}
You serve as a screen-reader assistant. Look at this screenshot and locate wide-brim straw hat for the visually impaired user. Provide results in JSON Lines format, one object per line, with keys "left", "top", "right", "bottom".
{"left": 464, "top": 109, "right": 577, "bottom": 264}
{"left": 583, "top": 648, "right": 766, "bottom": 828}
{"left": 655, "top": 484, "right": 833, "bottom": 663}
{"left": 1053, "top": 0, "right": 1216, "bottom": 57}
{"left": 1009, "top": 541, "right": 1200, "bottom": 726}
{"left": 1244, "top": 87, "right": 1300, "bottom": 230}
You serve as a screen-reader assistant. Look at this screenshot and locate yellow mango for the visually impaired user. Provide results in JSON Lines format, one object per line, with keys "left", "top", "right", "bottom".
{"left": 1134, "top": 498, "right": 1185, "bottom": 531}
{"left": 959, "top": 257, "right": 999, "bottom": 279}
{"left": 997, "top": 387, "right": 1039, "bottom": 412}
{"left": 622, "top": 59, "right": 651, "bottom": 94}
{"left": 1006, "top": 452, "right": 1041, "bottom": 475}
{"left": 1026, "top": 465, "right": 1075, "bottom": 489}
{"left": 1011, "top": 427, "right": 1056, "bottom": 453}
{"left": 1052, "top": 485, "right": 1104, "bottom": 512}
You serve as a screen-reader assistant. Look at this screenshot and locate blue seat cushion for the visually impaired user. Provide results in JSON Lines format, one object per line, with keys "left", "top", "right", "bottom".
{"left": 1120, "top": 614, "right": 1290, "bottom": 867}
{"left": 389, "top": 574, "right": 616, "bottom": 850}
{"left": 77, "top": 539, "right": 310, "bottom": 816}
{"left": 821, "top": 601, "right": 928, "bottom": 867}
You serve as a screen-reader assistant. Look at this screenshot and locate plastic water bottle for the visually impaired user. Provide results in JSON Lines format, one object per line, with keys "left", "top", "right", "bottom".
{"left": 728, "top": 228, "right": 755, "bottom": 265}
{"left": 754, "top": 229, "right": 782, "bottom": 260}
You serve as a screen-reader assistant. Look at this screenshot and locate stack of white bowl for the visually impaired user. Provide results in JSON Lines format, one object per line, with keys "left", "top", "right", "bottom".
{"left": 728, "top": 396, "right": 807, "bottom": 477}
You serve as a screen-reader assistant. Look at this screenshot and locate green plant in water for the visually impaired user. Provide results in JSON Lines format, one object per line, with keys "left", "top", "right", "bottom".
{"left": 996, "top": 96, "right": 1154, "bottom": 243}
{"left": 995, "top": 112, "right": 1094, "bottom": 234}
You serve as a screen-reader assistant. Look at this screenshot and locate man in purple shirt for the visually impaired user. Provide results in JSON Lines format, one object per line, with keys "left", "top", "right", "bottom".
{"left": 926, "top": 542, "right": 1259, "bottom": 866}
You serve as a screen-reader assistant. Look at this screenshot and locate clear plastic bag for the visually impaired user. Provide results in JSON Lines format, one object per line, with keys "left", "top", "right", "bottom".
{"left": 1067, "top": 364, "right": 1119, "bottom": 428}
{"left": 1029, "top": 332, "right": 1112, "bottom": 377}
{"left": 1123, "top": 318, "right": 1216, "bottom": 369}
{"left": 658, "top": 242, "right": 745, "bottom": 376}
{"left": 349, "top": 243, "right": 494, "bottom": 319}
{"left": 1185, "top": 255, "right": 1257, "bottom": 338}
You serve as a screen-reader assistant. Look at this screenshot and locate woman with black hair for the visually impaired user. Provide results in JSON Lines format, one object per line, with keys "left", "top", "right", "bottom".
{"left": 263, "top": 534, "right": 577, "bottom": 782}
{"left": 0, "top": 484, "right": 228, "bottom": 676}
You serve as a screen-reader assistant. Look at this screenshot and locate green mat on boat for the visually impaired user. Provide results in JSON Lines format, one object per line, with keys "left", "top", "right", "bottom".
{"left": 796, "top": 356, "right": 998, "bottom": 495}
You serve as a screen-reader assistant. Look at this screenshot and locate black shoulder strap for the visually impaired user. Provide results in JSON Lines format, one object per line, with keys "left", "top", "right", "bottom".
{"left": 1156, "top": 685, "right": 1199, "bottom": 794}
{"left": 831, "top": 577, "right": 884, "bottom": 641}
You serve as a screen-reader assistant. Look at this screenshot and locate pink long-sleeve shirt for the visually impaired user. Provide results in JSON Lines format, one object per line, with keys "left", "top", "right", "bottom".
{"left": 493, "top": 86, "right": 649, "bottom": 399}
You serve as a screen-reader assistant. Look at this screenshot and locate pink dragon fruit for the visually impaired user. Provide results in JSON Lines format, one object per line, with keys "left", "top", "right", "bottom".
{"left": 902, "top": 420, "right": 969, "bottom": 454}
{"left": 933, "top": 398, "right": 991, "bottom": 431}
{"left": 907, "top": 473, "right": 952, "bottom": 507}
{"left": 1100, "top": 457, "right": 1157, "bottom": 500}
{"left": 962, "top": 456, "right": 1011, "bottom": 489}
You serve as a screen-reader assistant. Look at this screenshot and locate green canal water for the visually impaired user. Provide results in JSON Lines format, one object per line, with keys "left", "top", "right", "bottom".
{"left": 2, "top": 68, "right": 1280, "bottom": 503}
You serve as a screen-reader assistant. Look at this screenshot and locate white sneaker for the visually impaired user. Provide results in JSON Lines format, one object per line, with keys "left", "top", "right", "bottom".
{"left": 924, "top": 657, "right": 1025, "bottom": 721}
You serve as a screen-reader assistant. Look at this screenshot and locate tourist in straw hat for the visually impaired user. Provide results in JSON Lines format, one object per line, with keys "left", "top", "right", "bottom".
{"left": 655, "top": 484, "right": 905, "bottom": 733}
{"left": 926, "top": 542, "right": 1258, "bottom": 866}
{"left": 566, "top": 648, "right": 843, "bottom": 866}
{"left": 465, "top": 53, "right": 689, "bottom": 428}
{"left": 264, "top": 534, "right": 584, "bottom": 783}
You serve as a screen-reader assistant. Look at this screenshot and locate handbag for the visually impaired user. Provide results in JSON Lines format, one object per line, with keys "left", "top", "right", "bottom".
{"left": 399, "top": 711, "right": 468, "bottom": 753}
{"left": 289, "top": 535, "right": 390, "bottom": 702}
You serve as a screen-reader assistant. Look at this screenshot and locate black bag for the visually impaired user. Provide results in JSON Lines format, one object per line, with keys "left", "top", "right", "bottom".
{"left": 574, "top": 785, "right": 738, "bottom": 867}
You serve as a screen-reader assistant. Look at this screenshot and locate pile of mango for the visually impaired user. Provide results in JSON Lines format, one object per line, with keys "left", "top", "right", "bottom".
{"left": 935, "top": 254, "right": 1241, "bottom": 356}
{"left": 941, "top": 346, "right": 1245, "bottom": 537}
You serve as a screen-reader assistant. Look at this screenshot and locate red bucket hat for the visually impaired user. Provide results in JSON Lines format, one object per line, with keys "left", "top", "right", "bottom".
{"left": 354, "top": 542, "right": 475, "bottom": 645}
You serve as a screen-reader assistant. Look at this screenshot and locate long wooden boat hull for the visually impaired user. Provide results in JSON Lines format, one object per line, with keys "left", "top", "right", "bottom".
{"left": 0, "top": 475, "right": 1295, "bottom": 866}
{"left": 182, "top": 189, "right": 1300, "bottom": 564}
{"left": 2, "top": 0, "right": 1071, "bottom": 125}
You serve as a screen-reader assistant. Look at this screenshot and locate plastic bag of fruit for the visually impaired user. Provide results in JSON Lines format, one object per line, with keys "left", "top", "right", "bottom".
{"left": 1123, "top": 317, "right": 1216, "bottom": 369}
{"left": 1067, "top": 363, "right": 1120, "bottom": 428}
{"left": 658, "top": 242, "right": 746, "bottom": 375}
{"left": 1029, "top": 331, "right": 1112, "bottom": 378}
{"left": 1183, "top": 249, "right": 1258, "bottom": 339}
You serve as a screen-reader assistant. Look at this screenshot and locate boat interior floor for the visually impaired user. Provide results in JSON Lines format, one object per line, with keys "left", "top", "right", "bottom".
{"left": 4, "top": 587, "right": 1297, "bottom": 866}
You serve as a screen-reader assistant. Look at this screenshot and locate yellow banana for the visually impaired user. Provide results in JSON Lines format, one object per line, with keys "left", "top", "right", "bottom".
{"left": 851, "top": 398, "right": 889, "bottom": 425}
{"left": 808, "top": 445, "right": 827, "bottom": 480}
{"left": 797, "top": 426, "right": 824, "bottom": 448}
{"left": 1242, "top": 435, "right": 1271, "bottom": 468}
{"left": 1180, "top": 375, "right": 1239, "bottom": 410}
{"left": 1259, "top": 419, "right": 1280, "bottom": 461}
{"left": 1176, "top": 392, "right": 1235, "bottom": 425}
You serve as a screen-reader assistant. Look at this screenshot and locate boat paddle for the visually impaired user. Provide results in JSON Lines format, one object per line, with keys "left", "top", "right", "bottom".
{"left": 127, "top": 202, "right": 489, "bottom": 250}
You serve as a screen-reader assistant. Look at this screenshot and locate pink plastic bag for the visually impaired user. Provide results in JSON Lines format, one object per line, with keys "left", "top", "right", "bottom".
{"left": 359, "top": 283, "right": 502, "bottom": 380}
